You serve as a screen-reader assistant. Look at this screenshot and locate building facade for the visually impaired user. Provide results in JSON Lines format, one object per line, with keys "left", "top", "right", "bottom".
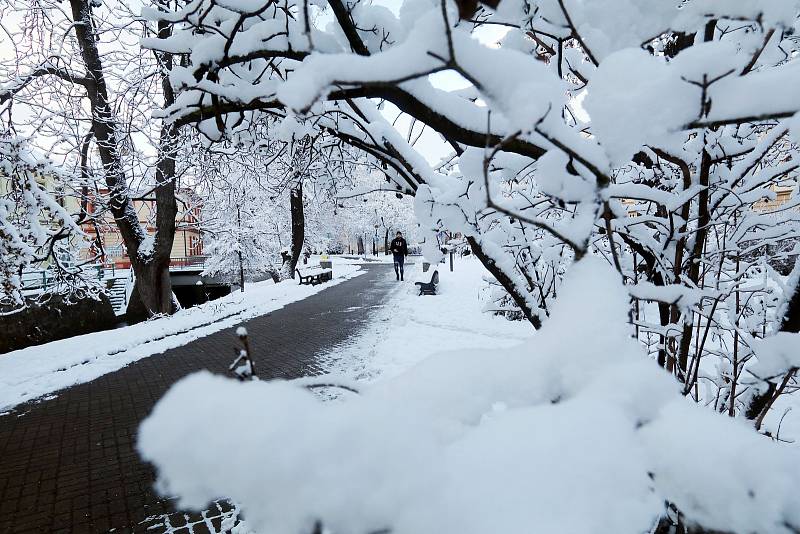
{"left": 80, "top": 190, "right": 204, "bottom": 269}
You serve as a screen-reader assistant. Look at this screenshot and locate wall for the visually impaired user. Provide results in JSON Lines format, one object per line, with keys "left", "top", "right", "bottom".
{"left": 0, "top": 294, "right": 117, "bottom": 354}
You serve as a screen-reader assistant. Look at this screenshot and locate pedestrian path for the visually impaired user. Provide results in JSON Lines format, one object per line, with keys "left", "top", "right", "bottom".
{"left": 0, "top": 265, "right": 397, "bottom": 534}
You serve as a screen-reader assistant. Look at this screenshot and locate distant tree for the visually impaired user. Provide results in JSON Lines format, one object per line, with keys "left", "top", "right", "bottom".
{"left": 201, "top": 173, "right": 286, "bottom": 289}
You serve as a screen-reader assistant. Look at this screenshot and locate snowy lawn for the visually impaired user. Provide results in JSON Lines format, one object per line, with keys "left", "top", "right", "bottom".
{"left": 319, "top": 257, "right": 532, "bottom": 382}
{"left": 0, "top": 262, "right": 362, "bottom": 414}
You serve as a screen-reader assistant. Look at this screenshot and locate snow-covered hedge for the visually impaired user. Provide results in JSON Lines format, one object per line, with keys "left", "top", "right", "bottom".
{"left": 139, "top": 259, "right": 800, "bottom": 534}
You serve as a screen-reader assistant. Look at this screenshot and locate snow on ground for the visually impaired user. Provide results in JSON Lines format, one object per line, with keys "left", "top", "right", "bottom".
{"left": 319, "top": 257, "right": 531, "bottom": 382}
{"left": 140, "top": 258, "right": 800, "bottom": 534}
{"left": 322, "top": 253, "right": 417, "bottom": 265}
{"left": 0, "top": 262, "right": 362, "bottom": 414}
{"left": 140, "top": 257, "right": 533, "bottom": 534}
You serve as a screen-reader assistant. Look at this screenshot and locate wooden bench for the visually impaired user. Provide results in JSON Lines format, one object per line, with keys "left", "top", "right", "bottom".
{"left": 296, "top": 267, "right": 333, "bottom": 286}
{"left": 415, "top": 270, "right": 439, "bottom": 295}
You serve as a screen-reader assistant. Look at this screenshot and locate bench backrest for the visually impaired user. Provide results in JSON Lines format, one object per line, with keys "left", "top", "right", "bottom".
{"left": 297, "top": 267, "right": 331, "bottom": 276}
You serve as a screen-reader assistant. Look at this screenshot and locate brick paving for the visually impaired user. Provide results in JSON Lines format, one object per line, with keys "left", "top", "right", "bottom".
{"left": 0, "top": 265, "right": 398, "bottom": 534}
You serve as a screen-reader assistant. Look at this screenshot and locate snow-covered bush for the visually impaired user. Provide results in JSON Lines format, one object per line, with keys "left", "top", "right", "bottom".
{"left": 140, "top": 0, "right": 800, "bottom": 530}
{"left": 139, "top": 260, "right": 800, "bottom": 534}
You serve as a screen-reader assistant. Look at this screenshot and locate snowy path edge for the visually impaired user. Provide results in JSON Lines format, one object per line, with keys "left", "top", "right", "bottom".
{"left": 0, "top": 266, "right": 364, "bottom": 414}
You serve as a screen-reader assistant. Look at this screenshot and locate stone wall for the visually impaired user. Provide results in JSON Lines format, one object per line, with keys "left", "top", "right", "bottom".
{"left": 0, "top": 293, "right": 117, "bottom": 354}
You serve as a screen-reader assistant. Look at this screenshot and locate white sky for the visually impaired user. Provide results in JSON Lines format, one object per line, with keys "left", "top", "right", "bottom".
{"left": 1, "top": 1, "right": 587, "bottom": 169}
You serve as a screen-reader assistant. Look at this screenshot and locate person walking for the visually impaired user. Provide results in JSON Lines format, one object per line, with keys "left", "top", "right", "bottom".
{"left": 389, "top": 231, "right": 408, "bottom": 281}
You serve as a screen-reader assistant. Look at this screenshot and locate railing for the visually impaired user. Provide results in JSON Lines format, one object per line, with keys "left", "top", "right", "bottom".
{"left": 91, "top": 263, "right": 117, "bottom": 279}
{"left": 21, "top": 262, "right": 123, "bottom": 293}
{"left": 123, "top": 267, "right": 136, "bottom": 310}
{"left": 21, "top": 257, "right": 206, "bottom": 295}
{"left": 20, "top": 270, "right": 56, "bottom": 292}
{"left": 169, "top": 255, "right": 208, "bottom": 270}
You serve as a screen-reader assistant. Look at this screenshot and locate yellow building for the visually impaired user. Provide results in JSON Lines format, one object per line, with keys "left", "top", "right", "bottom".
{"left": 754, "top": 185, "right": 794, "bottom": 212}
{"left": 80, "top": 189, "right": 204, "bottom": 268}
{"left": 0, "top": 168, "right": 81, "bottom": 212}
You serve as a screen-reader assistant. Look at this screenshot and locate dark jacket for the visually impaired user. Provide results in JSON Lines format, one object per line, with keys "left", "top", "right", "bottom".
{"left": 390, "top": 236, "right": 408, "bottom": 257}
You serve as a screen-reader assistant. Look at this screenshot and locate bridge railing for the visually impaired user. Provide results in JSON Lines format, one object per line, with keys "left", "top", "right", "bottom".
{"left": 21, "top": 257, "right": 207, "bottom": 295}
{"left": 169, "top": 256, "right": 208, "bottom": 270}
{"left": 21, "top": 263, "right": 123, "bottom": 293}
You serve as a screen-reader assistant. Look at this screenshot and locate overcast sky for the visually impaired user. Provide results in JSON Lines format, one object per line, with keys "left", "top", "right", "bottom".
{"left": 1, "top": 1, "right": 585, "bottom": 169}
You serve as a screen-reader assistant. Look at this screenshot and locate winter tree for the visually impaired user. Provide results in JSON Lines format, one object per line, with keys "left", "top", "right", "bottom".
{"left": 1, "top": 0, "right": 187, "bottom": 315}
{"left": 200, "top": 175, "right": 284, "bottom": 291}
{"left": 137, "top": 1, "right": 800, "bottom": 533}
{"left": 335, "top": 179, "right": 417, "bottom": 255}
{"left": 191, "top": 112, "right": 379, "bottom": 274}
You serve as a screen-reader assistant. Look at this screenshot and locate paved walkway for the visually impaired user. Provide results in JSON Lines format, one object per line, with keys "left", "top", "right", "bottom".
{"left": 0, "top": 265, "right": 399, "bottom": 534}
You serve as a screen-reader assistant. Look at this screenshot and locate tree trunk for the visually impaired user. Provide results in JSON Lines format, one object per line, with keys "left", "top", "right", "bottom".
{"left": 125, "top": 261, "right": 175, "bottom": 322}
{"left": 674, "top": 149, "right": 711, "bottom": 378}
{"left": 70, "top": 0, "right": 144, "bottom": 252}
{"left": 69, "top": 0, "right": 177, "bottom": 316}
{"left": 289, "top": 183, "right": 305, "bottom": 277}
{"left": 384, "top": 229, "right": 389, "bottom": 255}
{"left": 781, "top": 275, "right": 800, "bottom": 333}
{"left": 466, "top": 236, "right": 542, "bottom": 329}
{"left": 357, "top": 236, "right": 365, "bottom": 255}
{"left": 148, "top": 17, "right": 179, "bottom": 311}
{"left": 237, "top": 249, "right": 245, "bottom": 291}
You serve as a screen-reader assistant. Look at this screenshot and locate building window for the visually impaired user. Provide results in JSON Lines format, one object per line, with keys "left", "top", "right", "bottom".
{"left": 106, "top": 244, "right": 124, "bottom": 258}
{"left": 188, "top": 235, "right": 202, "bottom": 256}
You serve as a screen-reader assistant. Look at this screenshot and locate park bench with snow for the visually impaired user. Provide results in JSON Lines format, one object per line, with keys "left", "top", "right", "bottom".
{"left": 296, "top": 266, "right": 333, "bottom": 286}
{"left": 415, "top": 270, "right": 438, "bottom": 296}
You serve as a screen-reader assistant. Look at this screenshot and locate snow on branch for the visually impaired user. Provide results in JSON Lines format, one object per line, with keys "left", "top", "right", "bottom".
{"left": 135, "top": 0, "right": 800, "bottom": 530}
{"left": 0, "top": 137, "right": 86, "bottom": 308}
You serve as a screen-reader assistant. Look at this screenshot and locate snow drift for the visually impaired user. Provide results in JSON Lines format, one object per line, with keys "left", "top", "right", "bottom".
{"left": 139, "top": 258, "right": 800, "bottom": 534}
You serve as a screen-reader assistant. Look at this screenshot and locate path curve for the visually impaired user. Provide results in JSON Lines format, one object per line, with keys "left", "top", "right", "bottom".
{"left": 0, "top": 265, "right": 397, "bottom": 534}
